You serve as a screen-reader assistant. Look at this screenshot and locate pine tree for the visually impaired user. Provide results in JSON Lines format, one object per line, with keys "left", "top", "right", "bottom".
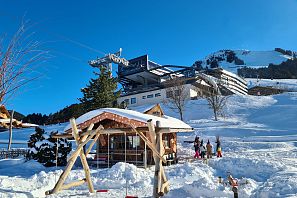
{"left": 27, "top": 127, "right": 72, "bottom": 167}
{"left": 79, "top": 66, "right": 121, "bottom": 111}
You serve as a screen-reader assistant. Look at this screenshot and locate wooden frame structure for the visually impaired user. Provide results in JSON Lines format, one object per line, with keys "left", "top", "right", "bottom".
{"left": 46, "top": 118, "right": 178, "bottom": 197}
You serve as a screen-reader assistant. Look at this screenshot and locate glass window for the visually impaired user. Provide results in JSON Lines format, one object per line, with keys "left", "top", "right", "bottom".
{"left": 127, "top": 135, "right": 140, "bottom": 149}
{"left": 147, "top": 94, "right": 153, "bottom": 98}
{"left": 166, "top": 91, "right": 173, "bottom": 98}
{"left": 142, "top": 96, "right": 146, "bottom": 99}
{"left": 155, "top": 93, "right": 161, "bottom": 97}
{"left": 131, "top": 98, "right": 136, "bottom": 104}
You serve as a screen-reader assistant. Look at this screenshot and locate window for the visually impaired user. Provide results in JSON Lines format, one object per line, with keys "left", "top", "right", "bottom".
{"left": 155, "top": 93, "right": 161, "bottom": 97}
{"left": 147, "top": 94, "right": 153, "bottom": 98}
{"left": 166, "top": 91, "right": 173, "bottom": 98}
{"left": 152, "top": 111, "right": 161, "bottom": 117}
{"left": 127, "top": 135, "right": 140, "bottom": 149}
{"left": 163, "top": 135, "right": 170, "bottom": 149}
{"left": 142, "top": 96, "right": 146, "bottom": 99}
{"left": 131, "top": 98, "right": 136, "bottom": 104}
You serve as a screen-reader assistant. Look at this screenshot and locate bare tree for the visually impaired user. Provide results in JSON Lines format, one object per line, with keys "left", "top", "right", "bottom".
{"left": 163, "top": 78, "right": 189, "bottom": 121}
{"left": 0, "top": 20, "right": 47, "bottom": 104}
{"left": 205, "top": 89, "right": 228, "bottom": 121}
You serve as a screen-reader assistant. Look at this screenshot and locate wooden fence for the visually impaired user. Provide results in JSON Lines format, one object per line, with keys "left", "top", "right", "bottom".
{"left": 0, "top": 149, "right": 28, "bottom": 159}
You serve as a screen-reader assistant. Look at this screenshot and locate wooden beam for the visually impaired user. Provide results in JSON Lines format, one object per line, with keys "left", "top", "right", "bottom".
{"left": 68, "top": 130, "right": 98, "bottom": 160}
{"left": 52, "top": 127, "right": 193, "bottom": 139}
{"left": 60, "top": 179, "right": 86, "bottom": 190}
{"left": 45, "top": 138, "right": 84, "bottom": 194}
{"left": 130, "top": 125, "right": 166, "bottom": 163}
{"left": 86, "top": 126, "right": 103, "bottom": 156}
{"left": 71, "top": 119, "right": 94, "bottom": 193}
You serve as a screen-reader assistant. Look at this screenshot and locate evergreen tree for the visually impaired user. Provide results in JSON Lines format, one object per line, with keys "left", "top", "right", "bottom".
{"left": 79, "top": 66, "right": 121, "bottom": 111}
{"left": 27, "top": 127, "right": 72, "bottom": 167}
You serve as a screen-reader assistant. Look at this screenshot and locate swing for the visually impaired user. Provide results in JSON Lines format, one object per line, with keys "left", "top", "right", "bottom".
{"left": 124, "top": 132, "right": 138, "bottom": 198}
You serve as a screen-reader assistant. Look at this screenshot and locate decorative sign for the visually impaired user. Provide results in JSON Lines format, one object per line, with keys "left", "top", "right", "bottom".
{"left": 108, "top": 54, "right": 129, "bottom": 66}
{"left": 89, "top": 49, "right": 129, "bottom": 67}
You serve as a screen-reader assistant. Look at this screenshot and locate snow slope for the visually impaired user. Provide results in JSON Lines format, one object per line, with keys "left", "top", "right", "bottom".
{"left": 0, "top": 93, "right": 296, "bottom": 197}
{"left": 201, "top": 49, "right": 293, "bottom": 73}
{"left": 247, "top": 78, "right": 297, "bottom": 91}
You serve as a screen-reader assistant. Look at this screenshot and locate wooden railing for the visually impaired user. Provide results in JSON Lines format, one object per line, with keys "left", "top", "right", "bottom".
{"left": 0, "top": 149, "right": 28, "bottom": 159}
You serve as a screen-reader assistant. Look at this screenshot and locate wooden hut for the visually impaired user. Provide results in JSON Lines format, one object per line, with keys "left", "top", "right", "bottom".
{"left": 62, "top": 107, "right": 192, "bottom": 168}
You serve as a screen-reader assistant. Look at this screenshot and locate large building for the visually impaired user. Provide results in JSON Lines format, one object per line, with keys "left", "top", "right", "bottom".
{"left": 88, "top": 52, "right": 248, "bottom": 108}
{"left": 116, "top": 54, "right": 248, "bottom": 107}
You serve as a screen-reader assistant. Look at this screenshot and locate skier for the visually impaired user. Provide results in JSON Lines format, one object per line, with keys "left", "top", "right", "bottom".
{"left": 200, "top": 142, "right": 206, "bottom": 159}
{"left": 206, "top": 139, "right": 213, "bottom": 159}
{"left": 193, "top": 136, "right": 200, "bottom": 158}
{"left": 216, "top": 136, "right": 222, "bottom": 157}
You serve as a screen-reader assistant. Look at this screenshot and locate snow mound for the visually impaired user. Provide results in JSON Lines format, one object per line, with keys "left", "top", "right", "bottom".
{"left": 253, "top": 169, "right": 297, "bottom": 198}
{"left": 0, "top": 158, "right": 25, "bottom": 169}
{"left": 209, "top": 157, "right": 284, "bottom": 182}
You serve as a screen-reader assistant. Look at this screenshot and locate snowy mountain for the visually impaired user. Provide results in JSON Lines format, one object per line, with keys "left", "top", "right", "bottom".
{"left": 194, "top": 48, "right": 296, "bottom": 74}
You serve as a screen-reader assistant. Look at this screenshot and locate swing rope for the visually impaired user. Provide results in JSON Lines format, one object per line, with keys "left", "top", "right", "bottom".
{"left": 125, "top": 132, "right": 128, "bottom": 197}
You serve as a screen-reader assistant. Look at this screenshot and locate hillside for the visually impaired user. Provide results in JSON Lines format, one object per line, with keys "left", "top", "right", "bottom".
{"left": 193, "top": 48, "right": 296, "bottom": 76}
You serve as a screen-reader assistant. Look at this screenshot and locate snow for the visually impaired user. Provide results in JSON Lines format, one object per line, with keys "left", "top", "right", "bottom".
{"left": 235, "top": 50, "right": 290, "bottom": 67}
{"left": 202, "top": 50, "right": 293, "bottom": 73}
{"left": 247, "top": 78, "right": 297, "bottom": 91}
{"left": 64, "top": 108, "right": 192, "bottom": 132}
{"left": 0, "top": 92, "right": 296, "bottom": 197}
{"left": 128, "top": 104, "right": 156, "bottom": 113}
{"left": 21, "top": 123, "right": 39, "bottom": 127}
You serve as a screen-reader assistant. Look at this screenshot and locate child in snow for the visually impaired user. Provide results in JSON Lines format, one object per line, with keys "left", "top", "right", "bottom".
{"left": 200, "top": 142, "right": 206, "bottom": 159}
{"left": 193, "top": 136, "right": 200, "bottom": 158}
{"left": 216, "top": 136, "right": 222, "bottom": 157}
{"left": 206, "top": 139, "right": 213, "bottom": 159}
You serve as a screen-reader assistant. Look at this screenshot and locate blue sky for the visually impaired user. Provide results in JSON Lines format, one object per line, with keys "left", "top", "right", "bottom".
{"left": 1, "top": 0, "right": 297, "bottom": 115}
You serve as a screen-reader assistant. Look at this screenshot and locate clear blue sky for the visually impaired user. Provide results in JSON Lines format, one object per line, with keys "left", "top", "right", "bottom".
{"left": 1, "top": 0, "right": 297, "bottom": 115}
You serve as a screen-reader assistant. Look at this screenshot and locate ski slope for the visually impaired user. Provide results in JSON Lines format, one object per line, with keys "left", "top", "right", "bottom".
{"left": 0, "top": 92, "right": 296, "bottom": 197}
{"left": 202, "top": 49, "right": 293, "bottom": 73}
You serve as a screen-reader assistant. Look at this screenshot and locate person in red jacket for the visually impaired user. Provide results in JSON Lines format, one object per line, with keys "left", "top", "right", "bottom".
{"left": 193, "top": 136, "right": 200, "bottom": 158}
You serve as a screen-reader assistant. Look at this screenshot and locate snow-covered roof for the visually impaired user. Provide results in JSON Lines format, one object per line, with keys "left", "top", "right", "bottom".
{"left": 64, "top": 108, "right": 192, "bottom": 132}
{"left": 128, "top": 104, "right": 156, "bottom": 113}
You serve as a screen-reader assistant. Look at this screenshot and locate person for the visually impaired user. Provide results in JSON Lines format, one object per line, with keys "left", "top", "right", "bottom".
{"left": 206, "top": 139, "right": 213, "bottom": 159}
{"left": 193, "top": 136, "right": 200, "bottom": 158}
{"left": 200, "top": 142, "right": 206, "bottom": 159}
{"left": 216, "top": 136, "right": 222, "bottom": 157}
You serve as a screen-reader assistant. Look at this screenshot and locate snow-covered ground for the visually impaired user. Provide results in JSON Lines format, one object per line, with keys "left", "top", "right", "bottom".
{"left": 201, "top": 49, "right": 293, "bottom": 73}
{"left": 247, "top": 78, "right": 297, "bottom": 92}
{"left": 0, "top": 92, "right": 297, "bottom": 197}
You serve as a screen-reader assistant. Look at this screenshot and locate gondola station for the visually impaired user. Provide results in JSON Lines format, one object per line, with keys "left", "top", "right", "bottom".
{"left": 46, "top": 106, "right": 193, "bottom": 197}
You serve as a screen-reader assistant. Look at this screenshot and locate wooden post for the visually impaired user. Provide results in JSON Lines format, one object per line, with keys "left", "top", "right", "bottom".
{"left": 153, "top": 122, "right": 169, "bottom": 197}
{"left": 46, "top": 140, "right": 85, "bottom": 194}
{"left": 153, "top": 122, "right": 162, "bottom": 198}
{"left": 46, "top": 119, "right": 102, "bottom": 195}
{"left": 147, "top": 119, "right": 157, "bottom": 164}
{"left": 71, "top": 118, "right": 94, "bottom": 194}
